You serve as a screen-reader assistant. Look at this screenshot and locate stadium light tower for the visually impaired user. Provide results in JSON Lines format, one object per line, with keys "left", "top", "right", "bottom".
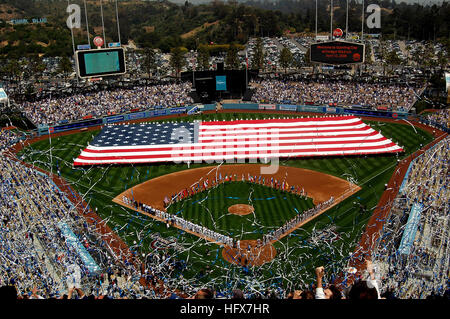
{"left": 115, "top": 0, "right": 121, "bottom": 45}
{"left": 315, "top": 0, "right": 318, "bottom": 39}
{"left": 361, "top": 0, "right": 365, "bottom": 42}
{"left": 346, "top": 0, "right": 349, "bottom": 40}
{"left": 84, "top": 0, "right": 90, "bottom": 47}
{"left": 67, "top": 0, "right": 78, "bottom": 85}
{"left": 100, "top": 0, "right": 106, "bottom": 48}
{"left": 71, "top": 0, "right": 126, "bottom": 79}
{"left": 330, "top": 0, "right": 334, "bottom": 40}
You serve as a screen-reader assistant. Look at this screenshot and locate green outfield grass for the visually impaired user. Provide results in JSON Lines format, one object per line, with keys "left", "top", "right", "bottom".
{"left": 17, "top": 113, "right": 434, "bottom": 291}
{"left": 166, "top": 181, "right": 315, "bottom": 240}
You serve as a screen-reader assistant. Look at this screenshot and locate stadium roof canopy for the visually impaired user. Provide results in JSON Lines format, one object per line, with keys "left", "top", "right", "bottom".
{"left": 0, "top": 88, "right": 8, "bottom": 103}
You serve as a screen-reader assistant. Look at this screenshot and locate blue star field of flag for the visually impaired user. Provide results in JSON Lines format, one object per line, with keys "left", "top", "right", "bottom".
{"left": 91, "top": 122, "right": 197, "bottom": 147}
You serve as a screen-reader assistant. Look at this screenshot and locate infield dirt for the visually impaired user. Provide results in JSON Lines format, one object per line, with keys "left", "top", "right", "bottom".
{"left": 113, "top": 164, "right": 360, "bottom": 266}
{"left": 114, "top": 164, "right": 358, "bottom": 211}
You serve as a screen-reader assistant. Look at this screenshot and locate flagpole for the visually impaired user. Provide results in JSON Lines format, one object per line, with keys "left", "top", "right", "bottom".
{"left": 361, "top": 0, "right": 365, "bottom": 42}
{"left": 330, "top": 0, "right": 333, "bottom": 39}
{"left": 245, "top": 50, "right": 248, "bottom": 91}
{"left": 346, "top": 0, "right": 349, "bottom": 40}
{"left": 84, "top": 0, "right": 90, "bottom": 47}
{"left": 315, "top": 0, "right": 318, "bottom": 39}
{"left": 115, "top": 0, "right": 121, "bottom": 45}
{"left": 100, "top": 0, "right": 106, "bottom": 48}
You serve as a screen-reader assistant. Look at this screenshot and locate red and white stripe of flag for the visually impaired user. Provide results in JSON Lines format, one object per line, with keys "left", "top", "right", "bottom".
{"left": 73, "top": 116, "right": 403, "bottom": 166}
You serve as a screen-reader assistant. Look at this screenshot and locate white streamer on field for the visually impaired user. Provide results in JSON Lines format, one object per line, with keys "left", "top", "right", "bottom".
{"left": 2, "top": 113, "right": 447, "bottom": 299}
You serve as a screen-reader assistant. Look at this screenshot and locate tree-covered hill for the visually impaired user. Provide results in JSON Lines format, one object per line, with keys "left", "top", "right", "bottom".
{"left": 0, "top": 0, "right": 448, "bottom": 57}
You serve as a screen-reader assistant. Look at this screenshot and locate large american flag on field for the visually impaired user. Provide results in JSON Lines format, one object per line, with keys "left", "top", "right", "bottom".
{"left": 73, "top": 115, "right": 403, "bottom": 166}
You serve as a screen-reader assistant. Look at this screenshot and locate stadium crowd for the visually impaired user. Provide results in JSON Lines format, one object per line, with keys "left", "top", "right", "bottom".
{"left": 371, "top": 136, "right": 449, "bottom": 299}
{"left": 420, "top": 108, "right": 450, "bottom": 132}
{"left": 250, "top": 79, "right": 422, "bottom": 111}
{"left": 20, "top": 82, "right": 194, "bottom": 126}
{"left": 1, "top": 107, "right": 449, "bottom": 301}
{"left": 1, "top": 133, "right": 449, "bottom": 299}
{"left": 0, "top": 129, "right": 23, "bottom": 152}
{"left": 0, "top": 146, "right": 150, "bottom": 299}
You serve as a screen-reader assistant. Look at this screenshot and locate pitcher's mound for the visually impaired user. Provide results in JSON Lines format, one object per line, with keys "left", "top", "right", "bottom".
{"left": 222, "top": 240, "right": 276, "bottom": 266}
{"left": 228, "top": 204, "right": 254, "bottom": 216}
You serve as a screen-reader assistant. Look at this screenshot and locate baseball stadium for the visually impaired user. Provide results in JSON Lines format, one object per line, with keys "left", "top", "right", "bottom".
{"left": 0, "top": 0, "right": 449, "bottom": 304}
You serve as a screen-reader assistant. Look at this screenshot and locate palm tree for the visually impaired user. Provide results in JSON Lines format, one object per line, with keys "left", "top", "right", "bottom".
{"left": 142, "top": 48, "right": 157, "bottom": 78}
{"left": 58, "top": 56, "right": 73, "bottom": 82}
{"left": 251, "top": 37, "right": 265, "bottom": 71}
{"left": 225, "top": 43, "right": 240, "bottom": 70}
{"left": 197, "top": 45, "right": 210, "bottom": 71}
{"left": 170, "top": 47, "right": 186, "bottom": 79}
{"left": 5, "top": 59, "right": 22, "bottom": 83}
{"left": 279, "top": 47, "right": 293, "bottom": 74}
{"left": 26, "top": 54, "right": 46, "bottom": 80}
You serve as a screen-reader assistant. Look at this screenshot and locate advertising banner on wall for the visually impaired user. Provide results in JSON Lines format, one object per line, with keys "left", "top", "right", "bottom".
{"left": 215, "top": 75, "right": 227, "bottom": 91}
{"left": 259, "top": 104, "right": 276, "bottom": 110}
{"left": 325, "top": 107, "right": 338, "bottom": 114}
{"left": 169, "top": 107, "right": 187, "bottom": 114}
{"left": 105, "top": 115, "right": 125, "bottom": 124}
{"left": 278, "top": 105, "right": 297, "bottom": 111}
{"left": 128, "top": 112, "right": 147, "bottom": 120}
{"left": 153, "top": 109, "right": 169, "bottom": 116}
{"left": 298, "top": 105, "right": 324, "bottom": 113}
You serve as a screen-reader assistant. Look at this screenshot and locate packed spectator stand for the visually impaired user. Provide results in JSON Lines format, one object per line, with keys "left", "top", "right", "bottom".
{"left": 0, "top": 66, "right": 449, "bottom": 299}
{"left": 420, "top": 109, "right": 450, "bottom": 133}
{"left": 1, "top": 114, "right": 449, "bottom": 299}
{"left": 371, "top": 136, "right": 449, "bottom": 299}
{"left": 20, "top": 82, "right": 194, "bottom": 127}
{"left": 250, "top": 79, "right": 423, "bottom": 111}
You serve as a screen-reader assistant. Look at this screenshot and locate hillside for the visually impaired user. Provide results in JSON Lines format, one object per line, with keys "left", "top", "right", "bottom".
{"left": 0, "top": 0, "right": 447, "bottom": 57}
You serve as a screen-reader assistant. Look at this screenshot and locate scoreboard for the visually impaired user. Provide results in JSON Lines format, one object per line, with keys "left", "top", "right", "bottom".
{"left": 310, "top": 41, "right": 365, "bottom": 65}
{"left": 215, "top": 75, "right": 227, "bottom": 91}
{"left": 75, "top": 47, "right": 126, "bottom": 78}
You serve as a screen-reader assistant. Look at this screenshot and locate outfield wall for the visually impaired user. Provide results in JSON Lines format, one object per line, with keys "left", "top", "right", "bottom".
{"left": 36, "top": 102, "right": 409, "bottom": 136}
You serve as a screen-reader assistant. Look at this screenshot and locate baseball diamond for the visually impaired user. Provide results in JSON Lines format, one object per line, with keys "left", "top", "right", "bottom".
{"left": 113, "top": 164, "right": 360, "bottom": 266}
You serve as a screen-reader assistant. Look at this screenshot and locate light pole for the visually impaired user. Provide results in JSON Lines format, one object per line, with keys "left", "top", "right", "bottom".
{"left": 315, "top": 0, "right": 318, "bottom": 39}
{"left": 346, "top": 0, "right": 349, "bottom": 40}
{"left": 361, "top": 0, "right": 365, "bottom": 42}
{"left": 330, "top": 0, "right": 334, "bottom": 40}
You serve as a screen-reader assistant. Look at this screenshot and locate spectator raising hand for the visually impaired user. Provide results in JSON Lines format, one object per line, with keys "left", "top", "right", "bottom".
{"left": 365, "top": 259, "right": 381, "bottom": 299}
{"left": 314, "top": 266, "right": 342, "bottom": 299}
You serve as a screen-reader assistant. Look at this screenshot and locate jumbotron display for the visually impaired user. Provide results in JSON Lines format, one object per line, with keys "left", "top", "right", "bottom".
{"left": 310, "top": 41, "right": 365, "bottom": 65}
{"left": 75, "top": 48, "right": 126, "bottom": 78}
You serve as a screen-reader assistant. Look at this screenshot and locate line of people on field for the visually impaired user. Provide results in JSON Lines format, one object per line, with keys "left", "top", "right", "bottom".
{"left": 164, "top": 172, "right": 308, "bottom": 207}
{"left": 263, "top": 196, "right": 334, "bottom": 245}
{"left": 123, "top": 195, "right": 234, "bottom": 247}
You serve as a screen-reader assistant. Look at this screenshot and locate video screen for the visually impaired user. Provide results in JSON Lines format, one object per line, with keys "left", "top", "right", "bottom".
{"left": 76, "top": 48, "right": 126, "bottom": 78}
{"left": 310, "top": 41, "right": 365, "bottom": 65}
